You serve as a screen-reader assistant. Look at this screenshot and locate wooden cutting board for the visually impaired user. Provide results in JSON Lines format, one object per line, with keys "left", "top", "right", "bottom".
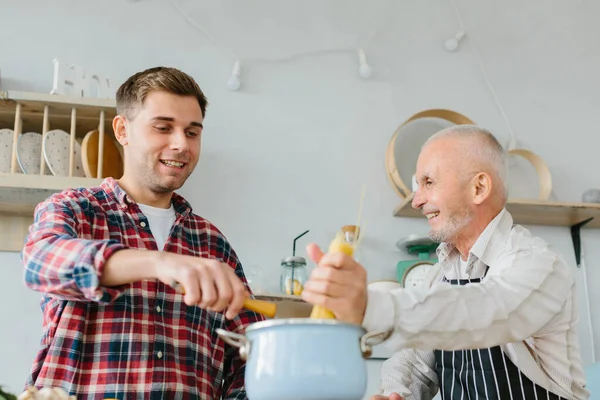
{"left": 81, "top": 130, "right": 123, "bottom": 179}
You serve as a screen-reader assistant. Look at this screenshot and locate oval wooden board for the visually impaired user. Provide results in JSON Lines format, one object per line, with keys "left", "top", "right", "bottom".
{"left": 81, "top": 130, "right": 123, "bottom": 179}
{"left": 385, "top": 109, "right": 475, "bottom": 199}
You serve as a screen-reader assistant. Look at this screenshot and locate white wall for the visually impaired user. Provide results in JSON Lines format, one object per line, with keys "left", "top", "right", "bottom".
{"left": 1, "top": 0, "right": 599, "bottom": 397}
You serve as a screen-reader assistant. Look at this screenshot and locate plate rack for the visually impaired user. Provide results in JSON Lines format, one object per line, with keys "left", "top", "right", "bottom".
{"left": 0, "top": 90, "right": 119, "bottom": 251}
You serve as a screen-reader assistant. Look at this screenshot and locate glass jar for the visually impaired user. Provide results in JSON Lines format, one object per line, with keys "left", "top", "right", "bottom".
{"left": 279, "top": 256, "right": 308, "bottom": 296}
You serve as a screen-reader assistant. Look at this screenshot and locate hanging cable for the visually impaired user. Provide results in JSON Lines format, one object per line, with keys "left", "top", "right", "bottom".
{"left": 169, "top": 0, "right": 391, "bottom": 65}
{"left": 449, "top": 0, "right": 517, "bottom": 150}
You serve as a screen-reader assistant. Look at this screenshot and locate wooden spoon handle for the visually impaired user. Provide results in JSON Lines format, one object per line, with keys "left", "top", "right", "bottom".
{"left": 243, "top": 298, "right": 277, "bottom": 318}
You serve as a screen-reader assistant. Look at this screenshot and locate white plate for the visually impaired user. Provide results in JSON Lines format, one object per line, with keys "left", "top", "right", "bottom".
{"left": 17, "top": 132, "right": 51, "bottom": 175}
{"left": 392, "top": 117, "right": 455, "bottom": 194}
{"left": 0, "top": 129, "right": 17, "bottom": 173}
{"left": 43, "top": 129, "right": 85, "bottom": 177}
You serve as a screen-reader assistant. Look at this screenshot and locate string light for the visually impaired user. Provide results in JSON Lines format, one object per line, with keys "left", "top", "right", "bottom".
{"left": 357, "top": 49, "right": 373, "bottom": 79}
{"left": 226, "top": 60, "right": 241, "bottom": 91}
{"left": 444, "top": 30, "right": 466, "bottom": 52}
{"left": 169, "top": 0, "right": 387, "bottom": 88}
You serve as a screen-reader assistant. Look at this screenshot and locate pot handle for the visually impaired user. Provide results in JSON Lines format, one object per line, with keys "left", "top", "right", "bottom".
{"left": 360, "top": 329, "right": 392, "bottom": 359}
{"left": 216, "top": 328, "right": 252, "bottom": 361}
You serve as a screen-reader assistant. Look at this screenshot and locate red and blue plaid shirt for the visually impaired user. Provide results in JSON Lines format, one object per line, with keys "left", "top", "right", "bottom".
{"left": 22, "top": 177, "right": 264, "bottom": 399}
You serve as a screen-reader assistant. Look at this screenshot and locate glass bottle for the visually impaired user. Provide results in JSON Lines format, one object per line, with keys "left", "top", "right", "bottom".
{"left": 341, "top": 225, "right": 361, "bottom": 262}
{"left": 279, "top": 256, "right": 308, "bottom": 296}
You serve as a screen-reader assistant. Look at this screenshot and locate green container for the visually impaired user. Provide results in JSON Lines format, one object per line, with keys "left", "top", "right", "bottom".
{"left": 396, "top": 242, "right": 438, "bottom": 287}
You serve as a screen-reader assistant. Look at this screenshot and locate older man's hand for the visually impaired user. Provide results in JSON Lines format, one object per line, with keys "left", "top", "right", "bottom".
{"left": 301, "top": 243, "right": 368, "bottom": 325}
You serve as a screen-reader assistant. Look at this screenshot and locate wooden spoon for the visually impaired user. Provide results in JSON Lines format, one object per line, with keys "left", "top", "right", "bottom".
{"left": 170, "top": 281, "right": 277, "bottom": 318}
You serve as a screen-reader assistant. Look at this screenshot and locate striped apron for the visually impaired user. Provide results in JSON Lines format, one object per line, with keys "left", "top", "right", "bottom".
{"left": 433, "top": 270, "right": 567, "bottom": 400}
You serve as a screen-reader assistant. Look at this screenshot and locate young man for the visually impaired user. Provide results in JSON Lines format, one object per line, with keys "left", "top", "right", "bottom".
{"left": 302, "top": 125, "right": 589, "bottom": 400}
{"left": 22, "top": 67, "right": 263, "bottom": 399}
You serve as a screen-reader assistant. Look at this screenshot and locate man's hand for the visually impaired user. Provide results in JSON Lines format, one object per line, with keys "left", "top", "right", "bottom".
{"left": 301, "top": 243, "right": 368, "bottom": 325}
{"left": 153, "top": 252, "right": 248, "bottom": 319}
{"left": 100, "top": 249, "right": 248, "bottom": 319}
{"left": 370, "top": 394, "right": 404, "bottom": 400}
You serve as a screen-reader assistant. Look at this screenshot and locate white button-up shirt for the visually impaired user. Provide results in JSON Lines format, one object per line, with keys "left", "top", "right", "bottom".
{"left": 362, "top": 208, "right": 589, "bottom": 400}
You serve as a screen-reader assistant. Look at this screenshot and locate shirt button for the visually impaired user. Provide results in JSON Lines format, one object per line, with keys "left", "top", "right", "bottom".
{"left": 156, "top": 305, "right": 161, "bottom": 313}
{"left": 157, "top": 351, "right": 163, "bottom": 359}
{"left": 140, "top": 221, "right": 147, "bottom": 228}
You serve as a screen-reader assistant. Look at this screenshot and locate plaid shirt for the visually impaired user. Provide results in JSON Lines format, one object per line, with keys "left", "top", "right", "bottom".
{"left": 22, "top": 178, "right": 264, "bottom": 399}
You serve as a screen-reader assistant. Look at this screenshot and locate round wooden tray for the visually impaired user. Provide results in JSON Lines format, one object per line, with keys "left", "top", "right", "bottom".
{"left": 507, "top": 148, "right": 552, "bottom": 201}
{"left": 385, "top": 109, "right": 474, "bottom": 199}
{"left": 81, "top": 129, "right": 123, "bottom": 179}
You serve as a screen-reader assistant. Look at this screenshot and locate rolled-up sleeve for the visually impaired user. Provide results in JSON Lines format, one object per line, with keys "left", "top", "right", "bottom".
{"left": 22, "top": 193, "right": 128, "bottom": 303}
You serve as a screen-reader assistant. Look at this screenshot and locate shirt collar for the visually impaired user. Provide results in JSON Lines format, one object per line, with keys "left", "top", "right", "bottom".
{"left": 436, "top": 208, "right": 513, "bottom": 269}
{"left": 100, "top": 177, "right": 193, "bottom": 216}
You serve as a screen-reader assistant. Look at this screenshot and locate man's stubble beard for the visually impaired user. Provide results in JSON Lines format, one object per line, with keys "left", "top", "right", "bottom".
{"left": 429, "top": 208, "right": 474, "bottom": 244}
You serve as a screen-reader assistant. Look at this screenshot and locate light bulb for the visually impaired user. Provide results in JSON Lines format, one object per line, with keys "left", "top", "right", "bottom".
{"left": 444, "top": 38, "right": 459, "bottom": 52}
{"left": 444, "top": 31, "right": 466, "bottom": 52}
{"left": 226, "top": 75, "right": 241, "bottom": 91}
{"left": 357, "top": 48, "right": 373, "bottom": 79}
{"left": 226, "top": 60, "right": 241, "bottom": 91}
{"left": 359, "top": 63, "right": 373, "bottom": 79}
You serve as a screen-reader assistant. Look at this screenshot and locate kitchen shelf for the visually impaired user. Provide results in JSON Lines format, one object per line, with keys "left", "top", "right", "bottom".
{"left": 254, "top": 293, "right": 313, "bottom": 319}
{"left": 0, "top": 90, "right": 118, "bottom": 252}
{"left": 255, "top": 293, "right": 304, "bottom": 303}
{"left": 0, "top": 179, "right": 103, "bottom": 252}
{"left": 0, "top": 173, "right": 102, "bottom": 216}
{"left": 0, "top": 90, "right": 116, "bottom": 135}
{"left": 394, "top": 193, "right": 600, "bottom": 228}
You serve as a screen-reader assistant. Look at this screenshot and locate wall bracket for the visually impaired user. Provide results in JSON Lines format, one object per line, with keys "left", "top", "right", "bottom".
{"left": 571, "top": 217, "right": 593, "bottom": 267}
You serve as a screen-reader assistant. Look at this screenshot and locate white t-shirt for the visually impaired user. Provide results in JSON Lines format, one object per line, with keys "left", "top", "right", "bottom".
{"left": 137, "top": 203, "right": 176, "bottom": 251}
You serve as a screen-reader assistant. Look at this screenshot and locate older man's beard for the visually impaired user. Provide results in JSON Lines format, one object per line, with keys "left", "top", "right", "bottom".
{"left": 429, "top": 207, "right": 474, "bottom": 244}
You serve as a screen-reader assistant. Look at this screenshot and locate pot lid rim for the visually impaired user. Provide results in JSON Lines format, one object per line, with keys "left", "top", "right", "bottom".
{"left": 244, "top": 317, "right": 367, "bottom": 333}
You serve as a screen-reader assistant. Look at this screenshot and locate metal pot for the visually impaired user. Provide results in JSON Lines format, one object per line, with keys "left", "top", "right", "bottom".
{"left": 216, "top": 318, "right": 390, "bottom": 400}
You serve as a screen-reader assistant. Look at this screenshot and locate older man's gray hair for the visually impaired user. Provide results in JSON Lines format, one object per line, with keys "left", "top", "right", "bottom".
{"left": 425, "top": 124, "right": 509, "bottom": 203}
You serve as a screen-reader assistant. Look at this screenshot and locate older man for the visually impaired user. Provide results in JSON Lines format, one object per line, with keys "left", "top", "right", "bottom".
{"left": 302, "top": 125, "right": 589, "bottom": 400}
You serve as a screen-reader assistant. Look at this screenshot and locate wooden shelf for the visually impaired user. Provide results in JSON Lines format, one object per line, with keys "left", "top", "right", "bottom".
{"left": 255, "top": 293, "right": 304, "bottom": 303}
{"left": 0, "top": 173, "right": 102, "bottom": 216}
{"left": 0, "top": 173, "right": 103, "bottom": 252}
{"left": 394, "top": 193, "right": 600, "bottom": 228}
{"left": 254, "top": 294, "right": 312, "bottom": 319}
{"left": 0, "top": 90, "right": 116, "bottom": 136}
{"left": 0, "top": 91, "right": 117, "bottom": 252}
